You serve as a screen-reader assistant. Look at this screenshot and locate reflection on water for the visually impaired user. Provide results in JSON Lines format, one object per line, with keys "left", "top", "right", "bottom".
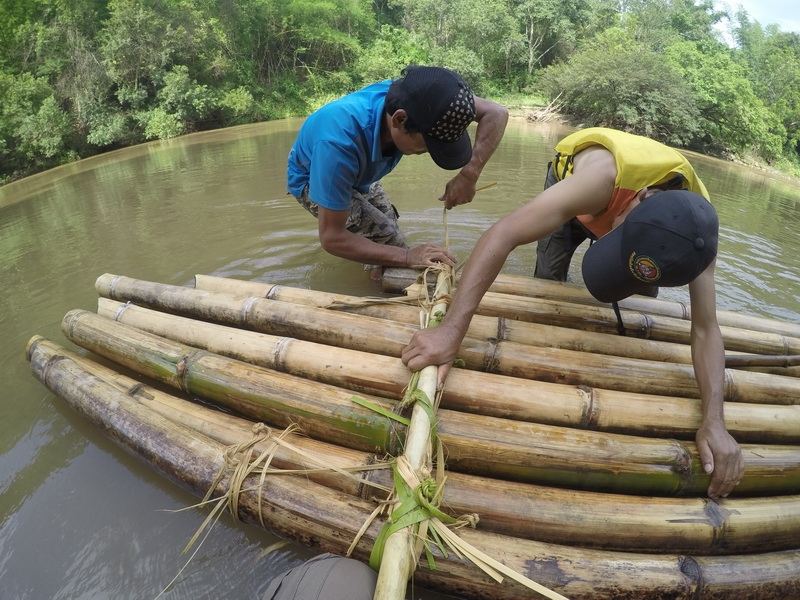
{"left": 1, "top": 118, "right": 799, "bottom": 599}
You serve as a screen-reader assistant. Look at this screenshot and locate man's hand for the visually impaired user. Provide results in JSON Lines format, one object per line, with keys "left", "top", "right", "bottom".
{"left": 696, "top": 421, "right": 744, "bottom": 499}
{"left": 440, "top": 172, "right": 477, "bottom": 210}
{"left": 401, "top": 324, "right": 462, "bottom": 381}
{"left": 405, "top": 243, "right": 457, "bottom": 268}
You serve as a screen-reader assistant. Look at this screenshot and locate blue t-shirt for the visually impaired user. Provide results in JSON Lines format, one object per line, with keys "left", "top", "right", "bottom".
{"left": 286, "top": 81, "right": 403, "bottom": 211}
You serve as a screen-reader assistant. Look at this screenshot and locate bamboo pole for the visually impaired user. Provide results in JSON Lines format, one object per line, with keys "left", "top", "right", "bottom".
{"left": 95, "top": 275, "right": 800, "bottom": 405}
{"left": 194, "top": 274, "right": 798, "bottom": 377}
{"left": 37, "top": 337, "right": 800, "bottom": 555}
{"left": 98, "top": 298, "right": 800, "bottom": 444}
{"left": 382, "top": 268, "right": 800, "bottom": 340}
{"left": 374, "top": 268, "right": 450, "bottom": 600}
{"left": 26, "top": 337, "right": 800, "bottom": 599}
{"left": 61, "top": 311, "right": 800, "bottom": 496}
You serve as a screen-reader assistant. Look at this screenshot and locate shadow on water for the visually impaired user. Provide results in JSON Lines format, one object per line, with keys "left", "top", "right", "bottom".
{"left": 0, "top": 117, "right": 798, "bottom": 599}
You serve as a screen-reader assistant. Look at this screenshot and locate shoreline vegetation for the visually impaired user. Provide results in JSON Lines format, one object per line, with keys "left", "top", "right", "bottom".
{"left": 1, "top": 1, "right": 799, "bottom": 186}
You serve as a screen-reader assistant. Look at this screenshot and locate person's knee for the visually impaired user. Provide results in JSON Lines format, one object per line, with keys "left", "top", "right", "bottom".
{"left": 263, "top": 554, "right": 376, "bottom": 600}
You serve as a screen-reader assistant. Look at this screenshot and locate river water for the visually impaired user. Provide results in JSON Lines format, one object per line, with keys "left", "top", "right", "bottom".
{"left": 1, "top": 119, "right": 799, "bottom": 599}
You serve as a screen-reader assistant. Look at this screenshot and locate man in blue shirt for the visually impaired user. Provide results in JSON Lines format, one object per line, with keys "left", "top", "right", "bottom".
{"left": 287, "top": 66, "right": 508, "bottom": 277}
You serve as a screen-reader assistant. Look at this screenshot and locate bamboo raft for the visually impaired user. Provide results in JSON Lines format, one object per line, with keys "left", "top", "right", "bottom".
{"left": 27, "top": 270, "right": 800, "bottom": 599}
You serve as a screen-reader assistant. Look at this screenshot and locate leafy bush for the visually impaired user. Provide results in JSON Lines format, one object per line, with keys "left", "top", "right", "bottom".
{"left": 664, "top": 40, "right": 786, "bottom": 160}
{"left": 540, "top": 28, "right": 701, "bottom": 146}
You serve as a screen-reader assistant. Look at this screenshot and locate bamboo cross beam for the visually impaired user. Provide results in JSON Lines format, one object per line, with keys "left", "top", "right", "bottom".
{"left": 373, "top": 267, "right": 451, "bottom": 600}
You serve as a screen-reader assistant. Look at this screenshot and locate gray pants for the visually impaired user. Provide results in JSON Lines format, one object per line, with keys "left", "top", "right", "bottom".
{"left": 262, "top": 553, "right": 376, "bottom": 600}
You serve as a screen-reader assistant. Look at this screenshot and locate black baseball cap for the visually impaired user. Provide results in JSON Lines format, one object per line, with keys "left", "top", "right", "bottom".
{"left": 582, "top": 190, "right": 718, "bottom": 303}
{"left": 386, "top": 66, "right": 476, "bottom": 170}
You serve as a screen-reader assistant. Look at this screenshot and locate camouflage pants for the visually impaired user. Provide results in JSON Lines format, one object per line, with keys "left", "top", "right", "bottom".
{"left": 295, "top": 182, "right": 408, "bottom": 269}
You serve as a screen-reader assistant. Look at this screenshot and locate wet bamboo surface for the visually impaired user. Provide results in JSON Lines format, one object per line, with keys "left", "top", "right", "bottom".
{"left": 62, "top": 309, "right": 800, "bottom": 497}
{"left": 95, "top": 274, "right": 800, "bottom": 404}
{"left": 26, "top": 337, "right": 800, "bottom": 599}
{"left": 195, "top": 274, "right": 798, "bottom": 378}
{"left": 382, "top": 268, "right": 800, "bottom": 340}
{"left": 97, "top": 298, "right": 800, "bottom": 444}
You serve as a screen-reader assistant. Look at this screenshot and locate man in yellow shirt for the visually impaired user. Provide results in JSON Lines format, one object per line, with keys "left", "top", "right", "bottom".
{"left": 401, "top": 127, "right": 744, "bottom": 500}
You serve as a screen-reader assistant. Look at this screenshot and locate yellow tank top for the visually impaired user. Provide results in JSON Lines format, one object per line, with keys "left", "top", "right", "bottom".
{"left": 552, "top": 128, "right": 710, "bottom": 238}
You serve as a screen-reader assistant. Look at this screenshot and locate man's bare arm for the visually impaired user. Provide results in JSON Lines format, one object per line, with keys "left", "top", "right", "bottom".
{"left": 402, "top": 150, "right": 616, "bottom": 372}
{"left": 441, "top": 96, "right": 509, "bottom": 209}
{"left": 317, "top": 207, "right": 455, "bottom": 267}
{"left": 688, "top": 261, "right": 744, "bottom": 498}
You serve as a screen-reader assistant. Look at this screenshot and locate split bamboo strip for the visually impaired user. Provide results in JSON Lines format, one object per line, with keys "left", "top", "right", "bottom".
{"left": 194, "top": 275, "right": 797, "bottom": 377}
{"left": 26, "top": 337, "right": 800, "bottom": 600}
{"left": 404, "top": 283, "right": 800, "bottom": 355}
{"left": 374, "top": 268, "right": 450, "bottom": 600}
{"left": 383, "top": 268, "right": 800, "bottom": 340}
{"left": 61, "top": 311, "right": 800, "bottom": 496}
{"left": 98, "top": 298, "right": 800, "bottom": 444}
{"left": 95, "top": 275, "right": 800, "bottom": 405}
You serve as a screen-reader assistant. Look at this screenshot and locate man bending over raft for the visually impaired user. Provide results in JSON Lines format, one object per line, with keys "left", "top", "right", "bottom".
{"left": 401, "top": 127, "right": 744, "bottom": 499}
{"left": 287, "top": 65, "right": 508, "bottom": 278}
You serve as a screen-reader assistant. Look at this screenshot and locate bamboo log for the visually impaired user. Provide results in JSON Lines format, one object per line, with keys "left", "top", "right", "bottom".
{"left": 195, "top": 274, "right": 799, "bottom": 377}
{"left": 26, "top": 337, "right": 800, "bottom": 600}
{"left": 96, "top": 275, "right": 800, "bottom": 405}
{"left": 61, "top": 311, "right": 800, "bottom": 497}
{"left": 98, "top": 298, "right": 800, "bottom": 444}
{"left": 29, "top": 337, "right": 800, "bottom": 556}
{"left": 383, "top": 268, "right": 800, "bottom": 340}
{"left": 404, "top": 283, "right": 800, "bottom": 355}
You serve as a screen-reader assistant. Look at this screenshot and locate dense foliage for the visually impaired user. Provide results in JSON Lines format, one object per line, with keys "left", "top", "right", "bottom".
{"left": 1, "top": 0, "right": 799, "bottom": 183}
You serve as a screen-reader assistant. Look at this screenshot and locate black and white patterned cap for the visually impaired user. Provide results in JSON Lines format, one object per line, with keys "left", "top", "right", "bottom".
{"left": 427, "top": 86, "right": 476, "bottom": 143}
{"left": 387, "top": 66, "right": 476, "bottom": 170}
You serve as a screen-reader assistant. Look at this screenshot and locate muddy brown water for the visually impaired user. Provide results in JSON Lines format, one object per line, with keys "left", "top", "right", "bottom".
{"left": 1, "top": 118, "right": 799, "bottom": 599}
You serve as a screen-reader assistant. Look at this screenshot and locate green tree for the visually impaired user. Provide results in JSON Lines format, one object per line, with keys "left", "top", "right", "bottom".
{"left": 664, "top": 39, "right": 785, "bottom": 160}
{"left": 735, "top": 14, "right": 800, "bottom": 158}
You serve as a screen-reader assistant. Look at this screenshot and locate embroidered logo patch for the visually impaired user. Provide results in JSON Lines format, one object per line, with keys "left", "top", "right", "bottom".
{"left": 629, "top": 252, "right": 661, "bottom": 283}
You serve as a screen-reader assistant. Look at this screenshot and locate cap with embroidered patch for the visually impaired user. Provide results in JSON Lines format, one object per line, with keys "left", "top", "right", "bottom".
{"left": 387, "top": 65, "right": 476, "bottom": 170}
{"left": 581, "top": 189, "right": 718, "bottom": 303}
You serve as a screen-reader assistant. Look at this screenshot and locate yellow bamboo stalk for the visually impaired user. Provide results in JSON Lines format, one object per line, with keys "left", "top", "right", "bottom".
{"left": 383, "top": 268, "right": 800, "bottom": 339}
{"left": 194, "top": 274, "right": 799, "bottom": 378}
{"left": 97, "top": 298, "right": 800, "bottom": 444}
{"left": 403, "top": 283, "right": 800, "bottom": 355}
